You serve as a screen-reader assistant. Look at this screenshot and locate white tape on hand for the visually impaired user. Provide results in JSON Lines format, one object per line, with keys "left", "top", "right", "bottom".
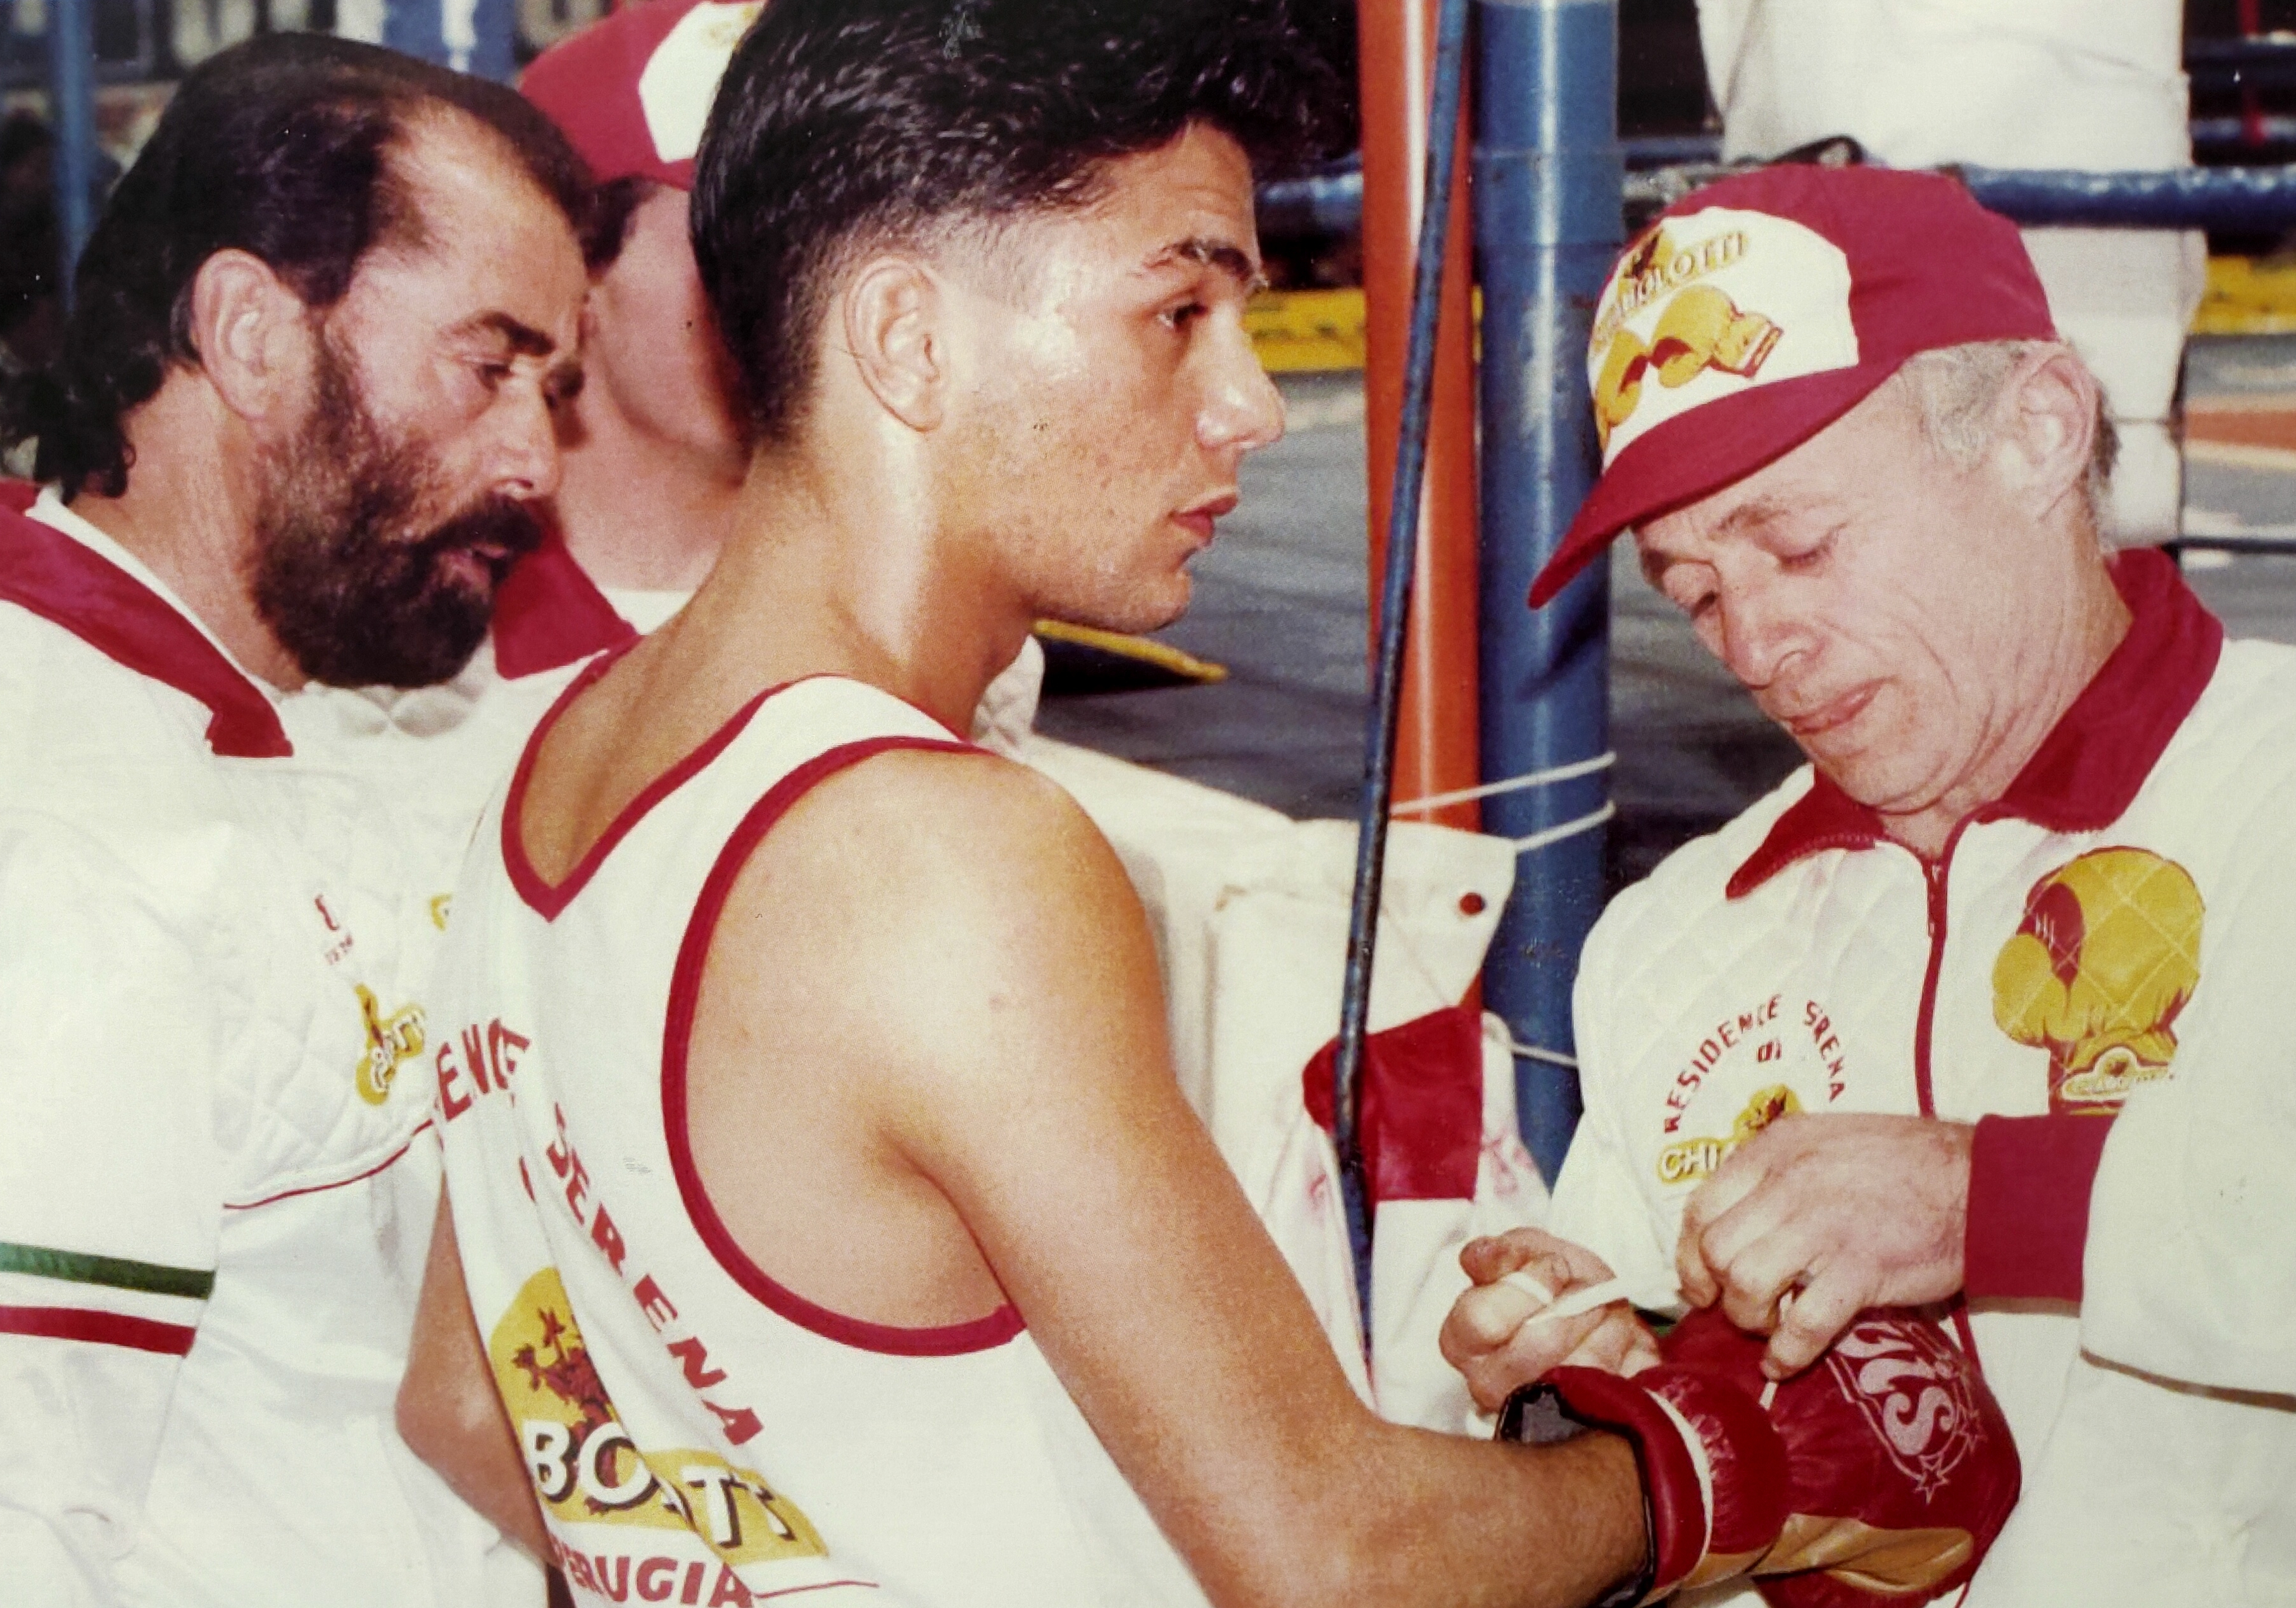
{"left": 1500, "top": 1269, "right": 1559, "bottom": 1308}
{"left": 1499, "top": 1272, "right": 1636, "bottom": 1325}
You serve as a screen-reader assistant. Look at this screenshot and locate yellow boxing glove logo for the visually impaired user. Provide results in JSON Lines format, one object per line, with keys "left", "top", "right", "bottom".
{"left": 1992, "top": 848, "right": 2204, "bottom": 1111}
{"left": 1594, "top": 283, "right": 1783, "bottom": 452}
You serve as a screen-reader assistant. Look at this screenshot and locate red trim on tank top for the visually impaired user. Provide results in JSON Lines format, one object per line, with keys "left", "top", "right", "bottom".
{"left": 502, "top": 645, "right": 809, "bottom": 919}
{"left": 661, "top": 736, "right": 1026, "bottom": 1357}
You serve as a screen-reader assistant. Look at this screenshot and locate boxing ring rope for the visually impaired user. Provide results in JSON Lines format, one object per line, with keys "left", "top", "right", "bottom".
{"left": 1332, "top": 0, "right": 1473, "bottom": 1330}
{"left": 1260, "top": 154, "right": 2296, "bottom": 237}
{"left": 1391, "top": 750, "right": 1615, "bottom": 814}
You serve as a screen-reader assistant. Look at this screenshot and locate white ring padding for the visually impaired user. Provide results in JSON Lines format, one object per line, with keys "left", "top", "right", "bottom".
{"left": 1506, "top": 1035, "right": 1579, "bottom": 1069}
{"left": 1391, "top": 751, "right": 1616, "bottom": 815}
{"left": 1511, "top": 801, "right": 1617, "bottom": 855}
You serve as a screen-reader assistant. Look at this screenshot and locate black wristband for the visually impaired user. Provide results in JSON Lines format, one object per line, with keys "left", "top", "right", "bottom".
{"left": 1496, "top": 1383, "right": 1659, "bottom": 1608}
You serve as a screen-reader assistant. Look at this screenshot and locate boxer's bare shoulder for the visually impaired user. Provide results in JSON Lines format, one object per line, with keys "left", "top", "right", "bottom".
{"left": 683, "top": 741, "right": 1182, "bottom": 1329}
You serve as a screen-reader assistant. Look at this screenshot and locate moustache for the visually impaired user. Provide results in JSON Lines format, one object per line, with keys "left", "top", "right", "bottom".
{"left": 415, "top": 498, "right": 548, "bottom": 589}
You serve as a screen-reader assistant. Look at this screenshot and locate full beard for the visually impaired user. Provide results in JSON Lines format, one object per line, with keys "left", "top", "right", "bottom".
{"left": 251, "top": 336, "right": 544, "bottom": 689}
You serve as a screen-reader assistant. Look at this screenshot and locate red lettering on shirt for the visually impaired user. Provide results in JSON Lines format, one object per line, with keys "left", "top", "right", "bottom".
{"left": 464, "top": 1023, "right": 490, "bottom": 1095}
{"left": 668, "top": 1335, "right": 728, "bottom": 1390}
{"left": 436, "top": 1042, "right": 471, "bottom": 1121}
{"left": 591, "top": 1204, "right": 628, "bottom": 1275}
{"left": 635, "top": 1276, "right": 678, "bottom": 1330}
{"left": 489, "top": 1019, "right": 530, "bottom": 1090}
{"left": 703, "top": 1399, "right": 764, "bottom": 1447}
{"left": 708, "top": 1566, "right": 756, "bottom": 1607}
{"left": 636, "top": 1555, "right": 680, "bottom": 1602}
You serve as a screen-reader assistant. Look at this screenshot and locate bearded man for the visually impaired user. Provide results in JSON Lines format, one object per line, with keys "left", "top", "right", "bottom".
{"left": 0, "top": 32, "right": 587, "bottom": 1607}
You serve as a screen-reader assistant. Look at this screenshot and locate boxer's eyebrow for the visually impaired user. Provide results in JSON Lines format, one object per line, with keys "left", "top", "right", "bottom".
{"left": 1156, "top": 236, "right": 1269, "bottom": 296}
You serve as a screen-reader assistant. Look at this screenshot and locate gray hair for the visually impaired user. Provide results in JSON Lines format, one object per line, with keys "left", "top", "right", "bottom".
{"left": 1891, "top": 340, "right": 2118, "bottom": 539}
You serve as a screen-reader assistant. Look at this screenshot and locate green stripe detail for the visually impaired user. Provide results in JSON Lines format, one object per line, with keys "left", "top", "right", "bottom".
{"left": 0, "top": 1242, "right": 214, "bottom": 1300}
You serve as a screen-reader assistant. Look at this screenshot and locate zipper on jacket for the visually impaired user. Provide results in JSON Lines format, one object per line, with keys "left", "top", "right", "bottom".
{"left": 1912, "top": 816, "right": 1990, "bottom": 1366}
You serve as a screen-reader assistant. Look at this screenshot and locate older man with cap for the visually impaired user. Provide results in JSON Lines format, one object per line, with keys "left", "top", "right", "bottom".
{"left": 1444, "top": 163, "right": 2296, "bottom": 1607}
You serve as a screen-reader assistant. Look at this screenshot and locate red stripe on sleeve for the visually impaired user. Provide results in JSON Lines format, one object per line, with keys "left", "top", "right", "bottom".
{"left": 1964, "top": 1114, "right": 2113, "bottom": 1303}
{"left": 0, "top": 1304, "right": 197, "bottom": 1356}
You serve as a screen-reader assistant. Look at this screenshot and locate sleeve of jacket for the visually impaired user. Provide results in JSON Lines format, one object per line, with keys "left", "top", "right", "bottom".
{"left": 1545, "top": 910, "right": 1681, "bottom": 1306}
{"left": 2080, "top": 798, "right": 2296, "bottom": 1397}
{"left": 0, "top": 813, "right": 225, "bottom": 1605}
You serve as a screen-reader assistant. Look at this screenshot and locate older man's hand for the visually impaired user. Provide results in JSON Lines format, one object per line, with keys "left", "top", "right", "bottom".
{"left": 1675, "top": 1113, "right": 1973, "bottom": 1378}
{"left": 1438, "top": 1226, "right": 1663, "bottom": 1413}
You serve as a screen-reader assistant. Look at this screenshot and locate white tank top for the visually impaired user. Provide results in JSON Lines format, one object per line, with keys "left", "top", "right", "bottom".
{"left": 432, "top": 666, "right": 1210, "bottom": 1608}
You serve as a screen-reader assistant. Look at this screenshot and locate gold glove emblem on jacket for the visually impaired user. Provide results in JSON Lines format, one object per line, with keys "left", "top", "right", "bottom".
{"left": 1991, "top": 848, "right": 2204, "bottom": 1112}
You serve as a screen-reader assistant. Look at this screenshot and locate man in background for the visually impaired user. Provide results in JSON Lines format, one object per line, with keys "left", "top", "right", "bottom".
{"left": 0, "top": 33, "right": 586, "bottom": 1604}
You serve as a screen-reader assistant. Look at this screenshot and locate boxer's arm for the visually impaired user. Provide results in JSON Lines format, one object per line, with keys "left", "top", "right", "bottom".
{"left": 397, "top": 1193, "right": 547, "bottom": 1559}
{"left": 716, "top": 753, "right": 1649, "bottom": 1608}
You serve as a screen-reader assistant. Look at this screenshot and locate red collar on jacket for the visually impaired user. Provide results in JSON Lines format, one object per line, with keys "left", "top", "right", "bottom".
{"left": 489, "top": 519, "right": 637, "bottom": 679}
{"left": 1726, "top": 548, "right": 2224, "bottom": 899}
{"left": 0, "top": 481, "right": 292, "bottom": 758}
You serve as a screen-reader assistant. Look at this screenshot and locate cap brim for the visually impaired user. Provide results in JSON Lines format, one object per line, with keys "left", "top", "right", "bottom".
{"left": 1525, "top": 359, "right": 1897, "bottom": 608}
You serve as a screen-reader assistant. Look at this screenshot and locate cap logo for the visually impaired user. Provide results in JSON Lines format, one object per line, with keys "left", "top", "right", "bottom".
{"left": 637, "top": 0, "right": 764, "bottom": 166}
{"left": 1587, "top": 206, "right": 1858, "bottom": 464}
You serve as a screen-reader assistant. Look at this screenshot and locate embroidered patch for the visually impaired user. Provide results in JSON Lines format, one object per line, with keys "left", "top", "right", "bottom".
{"left": 1992, "top": 847, "right": 2204, "bottom": 1113}
{"left": 354, "top": 986, "right": 426, "bottom": 1106}
{"left": 1657, "top": 1083, "right": 1802, "bottom": 1186}
{"left": 1588, "top": 206, "right": 1857, "bottom": 463}
{"left": 1654, "top": 994, "right": 1848, "bottom": 1187}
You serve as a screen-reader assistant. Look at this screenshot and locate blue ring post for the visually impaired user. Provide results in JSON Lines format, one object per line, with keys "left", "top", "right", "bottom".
{"left": 1473, "top": 0, "right": 1619, "bottom": 1185}
{"left": 47, "top": 0, "right": 99, "bottom": 306}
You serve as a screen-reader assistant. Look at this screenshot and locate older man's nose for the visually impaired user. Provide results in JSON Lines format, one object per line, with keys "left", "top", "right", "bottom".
{"left": 1718, "top": 583, "right": 1813, "bottom": 691}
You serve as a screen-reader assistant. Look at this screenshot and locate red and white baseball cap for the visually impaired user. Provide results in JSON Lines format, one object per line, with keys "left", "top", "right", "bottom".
{"left": 1526, "top": 165, "right": 2057, "bottom": 607}
{"left": 518, "top": 0, "right": 764, "bottom": 189}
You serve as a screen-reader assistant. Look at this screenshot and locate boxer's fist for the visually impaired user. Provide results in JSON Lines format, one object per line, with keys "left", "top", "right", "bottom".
{"left": 1663, "top": 1305, "right": 2020, "bottom": 1608}
{"left": 1500, "top": 1360, "right": 1792, "bottom": 1601}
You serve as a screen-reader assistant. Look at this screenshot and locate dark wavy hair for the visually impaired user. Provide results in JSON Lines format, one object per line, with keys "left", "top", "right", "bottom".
{"left": 690, "top": 0, "right": 1338, "bottom": 447}
{"left": 1, "top": 32, "right": 589, "bottom": 499}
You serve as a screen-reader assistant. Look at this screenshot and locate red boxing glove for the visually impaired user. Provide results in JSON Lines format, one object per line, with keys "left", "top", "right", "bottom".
{"left": 1499, "top": 1361, "right": 1792, "bottom": 1604}
{"left": 1661, "top": 1305, "right": 2021, "bottom": 1608}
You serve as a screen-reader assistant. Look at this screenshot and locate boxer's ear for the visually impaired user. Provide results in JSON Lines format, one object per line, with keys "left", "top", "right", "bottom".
{"left": 186, "top": 249, "right": 313, "bottom": 425}
{"left": 841, "top": 256, "right": 945, "bottom": 432}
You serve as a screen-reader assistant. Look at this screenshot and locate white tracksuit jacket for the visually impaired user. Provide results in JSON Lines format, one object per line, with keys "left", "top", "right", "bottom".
{"left": 1552, "top": 549, "right": 2296, "bottom": 1606}
{"left": 0, "top": 485, "right": 502, "bottom": 1606}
